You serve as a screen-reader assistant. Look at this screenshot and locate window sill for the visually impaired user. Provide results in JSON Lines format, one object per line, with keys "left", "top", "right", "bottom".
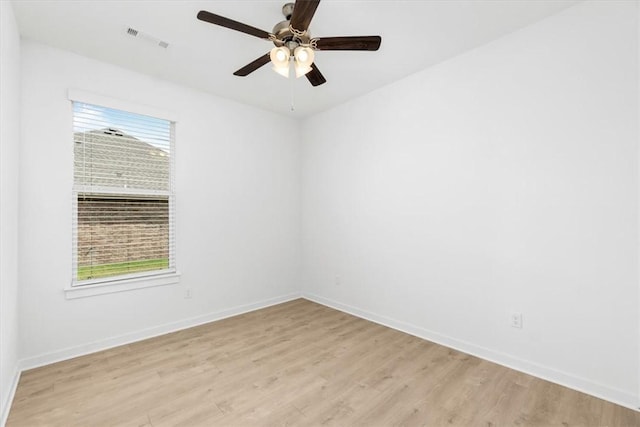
{"left": 64, "top": 272, "right": 181, "bottom": 299}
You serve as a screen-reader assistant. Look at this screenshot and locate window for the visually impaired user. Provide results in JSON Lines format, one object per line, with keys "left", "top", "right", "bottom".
{"left": 71, "top": 101, "right": 176, "bottom": 288}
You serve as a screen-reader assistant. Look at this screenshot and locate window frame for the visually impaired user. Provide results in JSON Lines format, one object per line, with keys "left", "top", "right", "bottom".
{"left": 65, "top": 89, "right": 180, "bottom": 299}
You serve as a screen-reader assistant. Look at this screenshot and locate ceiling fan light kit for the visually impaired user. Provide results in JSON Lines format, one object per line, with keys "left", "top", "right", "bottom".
{"left": 197, "top": 0, "right": 382, "bottom": 87}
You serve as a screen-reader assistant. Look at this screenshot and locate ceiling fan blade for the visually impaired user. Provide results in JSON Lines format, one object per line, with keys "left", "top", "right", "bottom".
{"left": 314, "top": 36, "right": 382, "bottom": 51}
{"left": 306, "top": 63, "right": 326, "bottom": 87}
{"left": 197, "top": 10, "right": 272, "bottom": 40}
{"left": 233, "top": 54, "right": 271, "bottom": 76}
{"left": 290, "top": 0, "right": 321, "bottom": 33}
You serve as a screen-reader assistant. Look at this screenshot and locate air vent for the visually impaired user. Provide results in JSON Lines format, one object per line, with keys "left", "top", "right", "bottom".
{"left": 125, "top": 27, "right": 169, "bottom": 49}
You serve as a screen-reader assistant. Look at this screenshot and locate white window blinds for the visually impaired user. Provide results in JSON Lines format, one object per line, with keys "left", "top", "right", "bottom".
{"left": 72, "top": 101, "right": 175, "bottom": 285}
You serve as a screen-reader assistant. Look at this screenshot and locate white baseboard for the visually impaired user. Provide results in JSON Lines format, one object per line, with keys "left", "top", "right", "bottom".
{"left": 303, "top": 292, "right": 640, "bottom": 412}
{"left": 20, "top": 292, "right": 301, "bottom": 371}
{"left": 1, "top": 366, "right": 21, "bottom": 427}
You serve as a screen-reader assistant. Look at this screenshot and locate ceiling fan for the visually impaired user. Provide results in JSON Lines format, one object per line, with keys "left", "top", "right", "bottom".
{"left": 197, "top": 0, "right": 382, "bottom": 87}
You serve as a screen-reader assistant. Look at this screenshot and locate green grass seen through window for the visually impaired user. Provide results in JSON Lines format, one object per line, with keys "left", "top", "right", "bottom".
{"left": 77, "top": 258, "right": 169, "bottom": 281}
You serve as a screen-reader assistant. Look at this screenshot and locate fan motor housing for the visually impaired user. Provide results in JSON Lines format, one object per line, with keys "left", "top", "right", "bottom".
{"left": 272, "top": 2, "right": 311, "bottom": 49}
{"left": 272, "top": 20, "right": 310, "bottom": 48}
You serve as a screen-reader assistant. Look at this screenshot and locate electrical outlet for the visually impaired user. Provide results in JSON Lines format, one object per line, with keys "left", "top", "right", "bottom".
{"left": 510, "top": 312, "right": 523, "bottom": 329}
{"left": 184, "top": 288, "right": 192, "bottom": 299}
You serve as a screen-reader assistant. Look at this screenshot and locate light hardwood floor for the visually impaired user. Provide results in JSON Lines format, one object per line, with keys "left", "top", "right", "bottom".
{"left": 7, "top": 299, "right": 640, "bottom": 426}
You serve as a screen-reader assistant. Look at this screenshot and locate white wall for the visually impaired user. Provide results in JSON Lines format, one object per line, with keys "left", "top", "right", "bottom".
{"left": 0, "top": 0, "right": 21, "bottom": 422}
{"left": 301, "top": 0, "right": 639, "bottom": 408}
{"left": 8, "top": 0, "right": 640, "bottom": 414}
{"left": 18, "top": 41, "right": 301, "bottom": 365}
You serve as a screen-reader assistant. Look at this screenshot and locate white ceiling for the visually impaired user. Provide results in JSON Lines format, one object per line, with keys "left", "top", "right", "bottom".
{"left": 11, "top": 0, "right": 579, "bottom": 118}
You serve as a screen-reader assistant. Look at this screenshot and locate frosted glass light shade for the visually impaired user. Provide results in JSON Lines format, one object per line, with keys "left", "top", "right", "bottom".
{"left": 293, "top": 46, "right": 314, "bottom": 78}
{"left": 294, "top": 63, "right": 313, "bottom": 78}
{"left": 270, "top": 47, "right": 291, "bottom": 78}
{"left": 272, "top": 64, "right": 291, "bottom": 78}
{"left": 270, "top": 47, "right": 290, "bottom": 66}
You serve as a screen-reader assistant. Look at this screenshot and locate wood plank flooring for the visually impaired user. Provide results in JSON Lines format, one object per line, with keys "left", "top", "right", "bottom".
{"left": 7, "top": 299, "right": 640, "bottom": 426}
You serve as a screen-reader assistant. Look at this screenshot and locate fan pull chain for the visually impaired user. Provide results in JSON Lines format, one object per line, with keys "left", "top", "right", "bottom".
{"left": 290, "top": 69, "right": 296, "bottom": 112}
